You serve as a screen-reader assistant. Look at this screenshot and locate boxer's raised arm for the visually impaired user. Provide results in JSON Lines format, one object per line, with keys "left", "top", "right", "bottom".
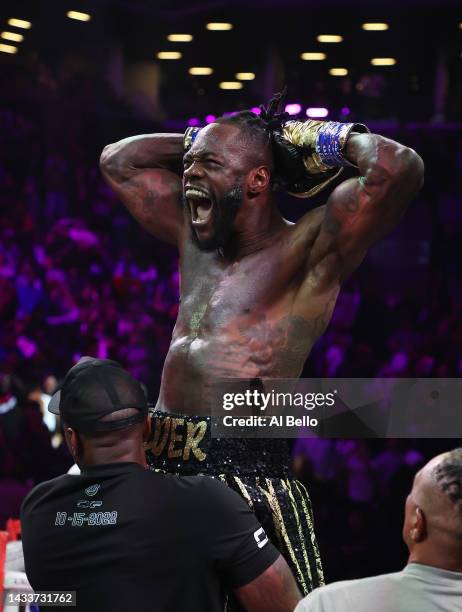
{"left": 235, "top": 555, "right": 302, "bottom": 611}
{"left": 305, "top": 133, "right": 424, "bottom": 287}
{"left": 99, "top": 134, "right": 184, "bottom": 246}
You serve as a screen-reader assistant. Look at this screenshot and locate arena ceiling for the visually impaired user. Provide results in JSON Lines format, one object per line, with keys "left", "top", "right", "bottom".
{"left": 1, "top": 0, "right": 461, "bottom": 120}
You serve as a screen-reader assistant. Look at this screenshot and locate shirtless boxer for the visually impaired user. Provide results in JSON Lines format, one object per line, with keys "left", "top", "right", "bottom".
{"left": 100, "top": 93, "right": 424, "bottom": 596}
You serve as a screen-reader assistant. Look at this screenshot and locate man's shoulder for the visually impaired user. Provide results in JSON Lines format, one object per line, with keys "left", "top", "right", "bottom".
{"left": 296, "top": 571, "right": 406, "bottom": 611}
{"left": 20, "top": 474, "right": 71, "bottom": 514}
{"left": 323, "top": 570, "right": 406, "bottom": 595}
{"left": 170, "top": 474, "right": 240, "bottom": 503}
{"left": 164, "top": 474, "right": 250, "bottom": 519}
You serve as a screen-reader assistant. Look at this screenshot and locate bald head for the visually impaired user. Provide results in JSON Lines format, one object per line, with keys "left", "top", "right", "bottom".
{"left": 413, "top": 450, "right": 462, "bottom": 538}
{"left": 404, "top": 448, "right": 462, "bottom": 571}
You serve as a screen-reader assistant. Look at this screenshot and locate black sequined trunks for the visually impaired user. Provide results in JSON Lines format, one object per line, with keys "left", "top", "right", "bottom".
{"left": 145, "top": 410, "right": 324, "bottom": 596}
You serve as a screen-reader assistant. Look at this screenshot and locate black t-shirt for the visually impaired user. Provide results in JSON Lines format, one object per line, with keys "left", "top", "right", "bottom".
{"left": 21, "top": 462, "right": 279, "bottom": 612}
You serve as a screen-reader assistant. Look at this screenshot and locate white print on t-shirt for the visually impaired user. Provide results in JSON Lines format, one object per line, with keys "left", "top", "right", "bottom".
{"left": 77, "top": 500, "right": 103, "bottom": 509}
{"left": 85, "top": 484, "right": 101, "bottom": 496}
{"left": 254, "top": 527, "right": 268, "bottom": 549}
{"left": 54, "top": 511, "right": 118, "bottom": 526}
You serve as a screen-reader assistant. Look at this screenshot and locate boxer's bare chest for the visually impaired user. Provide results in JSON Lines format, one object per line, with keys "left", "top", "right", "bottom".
{"left": 156, "top": 232, "right": 336, "bottom": 414}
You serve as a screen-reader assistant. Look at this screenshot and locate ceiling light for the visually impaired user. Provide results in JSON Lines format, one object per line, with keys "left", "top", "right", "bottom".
{"left": 235, "top": 72, "right": 255, "bottom": 80}
{"left": 1, "top": 32, "right": 24, "bottom": 42}
{"left": 285, "top": 104, "right": 302, "bottom": 115}
{"left": 306, "top": 107, "right": 329, "bottom": 118}
{"left": 189, "top": 67, "right": 213, "bottom": 75}
{"left": 67, "top": 11, "right": 91, "bottom": 22}
{"left": 219, "top": 81, "right": 243, "bottom": 90}
{"left": 329, "top": 68, "right": 348, "bottom": 76}
{"left": 371, "top": 57, "right": 396, "bottom": 66}
{"left": 167, "top": 34, "right": 193, "bottom": 42}
{"left": 7, "top": 18, "right": 31, "bottom": 29}
{"left": 157, "top": 51, "right": 182, "bottom": 60}
{"left": 362, "top": 23, "right": 389, "bottom": 31}
{"left": 0, "top": 43, "right": 18, "bottom": 54}
{"left": 317, "top": 35, "right": 343, "bottom": 43}
{"left": 301, "top": 52, "right": 326, "bottom": 60}
{"left": 206, "top": 23, "right": 233, "bottom": 31}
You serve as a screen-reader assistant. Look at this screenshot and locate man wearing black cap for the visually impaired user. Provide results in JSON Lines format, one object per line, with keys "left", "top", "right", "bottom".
{"left": 20, "top": 358, "right": 301, "bottom": 611}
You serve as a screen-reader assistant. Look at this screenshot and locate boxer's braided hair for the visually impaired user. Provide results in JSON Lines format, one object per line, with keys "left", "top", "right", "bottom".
{"left": 216, "top": 87, "right": 289, "bottom": 141}
{"left": 434, "top": 448, "right": 462, "bottom": 522}
{"left": 216, "top": 88, "right": 289, "bottom": 181}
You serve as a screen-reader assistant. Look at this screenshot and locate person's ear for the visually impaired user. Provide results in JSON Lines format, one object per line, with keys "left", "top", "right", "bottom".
{"left": 247, "top": 166, "right": 271, "bottom": 196}
{"left": 64, "top": 427, "right": 81, "bottom": 464}
{"left": 410, "top": 506, "right": 426, "bottom": 542}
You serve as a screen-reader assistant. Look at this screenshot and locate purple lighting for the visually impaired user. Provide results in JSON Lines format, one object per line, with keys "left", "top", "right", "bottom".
{"left": 341, "top": 106, "right": 351, "bottom": 116}
{"left": 250, "top": 106, "right": 261, "bottom": 115}
{"left": 306, "top": 107, "right": 329, "bottom": 118}
{"left": 205, "top": 114, "right": 216, "bottom": 123}
{"left": 187, "top": 117, "right": 200, "bottom": 126}
{"left": 285, "top": 103, "right": 302, "bottom": 115}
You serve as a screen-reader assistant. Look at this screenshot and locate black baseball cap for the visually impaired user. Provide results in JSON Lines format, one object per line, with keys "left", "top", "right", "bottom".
{"left": 48, "top": 357, "right": 148, "bottom": 433}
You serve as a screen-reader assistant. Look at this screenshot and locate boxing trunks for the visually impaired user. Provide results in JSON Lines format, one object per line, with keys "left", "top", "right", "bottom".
{"left": 145, "top": 410, "right": 324, "bottom": 596}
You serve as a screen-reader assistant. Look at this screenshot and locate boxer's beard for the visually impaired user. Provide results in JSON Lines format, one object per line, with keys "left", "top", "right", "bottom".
{"left": 188, "top": 183, "right": 243, "bottom": 252}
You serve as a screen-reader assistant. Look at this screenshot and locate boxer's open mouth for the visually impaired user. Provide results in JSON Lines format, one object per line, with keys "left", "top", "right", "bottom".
{"left": 185, "top": 188, "right": 214, "bottom": 227}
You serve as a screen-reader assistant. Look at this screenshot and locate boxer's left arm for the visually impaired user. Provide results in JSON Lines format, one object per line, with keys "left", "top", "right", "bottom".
{"left": 301, "top": 133, "right": 424, "bottom": 287}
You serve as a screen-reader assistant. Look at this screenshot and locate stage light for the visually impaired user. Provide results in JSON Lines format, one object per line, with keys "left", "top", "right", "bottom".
{"left": 285, "top": 104, "right": 302, "bottom": 115}
{"left": 187, "top": 118, "right": 200, "bottom": 126}
{"left": 219, "top": 81, "right": 243, "bottom": 89}
{"left": 157, "top": 51, "right": 182, "bottom": 60}
{"left": 67, "top": 11, "right": 91, "bottom": 22}
{"left": 329, "top": 68, "right": 348, "bottom": 76}
{"left": 306, "top": 107, "right": 329, "bottom": 118}
{"left": 301, "top": 52, "right": 326, "bottom": 60}
{"left": 371, "top": 57, "right": 396, "bottom": 66}
{"left": 362, "top": 23, "right": 389, "bottom": 31}
{"left": 0, "top": 43, "right": 17, "bottom": 54}
{"left": 1, "top": 32, "right": 23, "bottom": 42}
{"left": 205, "top": 114, "right": 216, "bottom": 123}
{"left": 7, "top": 19, "right": 31, "bottom": 29}
{"left": 167, "top": 34, "right": 193, "bottom": 42}
{"left": 189, "top": 67, "right": 213, "bottom": 75}
{"left": 250, "top": 107, "right": 261, "bottom": 115}
{"left": 341, "top": 106, "right": 351, "bottom": 116}
{"left": 206, "top": 23, "right": 233, "bottom": 31}
{"left": 317, "top": 35, "right": 343, "bottom": 43}
{"left": 235, "top": 72, "right": 255, "bottom": 80}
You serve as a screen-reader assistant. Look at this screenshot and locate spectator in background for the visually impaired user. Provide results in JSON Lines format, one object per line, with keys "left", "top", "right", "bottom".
{"left": 0, "top": 371, "right": 72, "bottom": 517}
{"left": 295, "top": 448, "right": 462, "bottom": 612}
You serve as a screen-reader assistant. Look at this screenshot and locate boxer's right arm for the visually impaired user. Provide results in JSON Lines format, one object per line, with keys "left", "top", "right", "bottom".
{"left": 99, "top": 134, "right": 184, "bottom": 246}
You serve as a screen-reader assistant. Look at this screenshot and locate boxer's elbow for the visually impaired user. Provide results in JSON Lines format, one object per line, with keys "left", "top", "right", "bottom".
{"left": 366, "top": 140, "right": 424, "bottom": 200}
{"left": 393, "top": 145, "right": 424, "bottom": 195}
{"left": 99, "top": 142, "right": 130, "bottom": 183}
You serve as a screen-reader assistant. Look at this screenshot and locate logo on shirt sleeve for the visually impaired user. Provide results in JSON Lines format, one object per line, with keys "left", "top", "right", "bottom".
{"left": 253, "top": 527, "right": 269, "bottom": 549}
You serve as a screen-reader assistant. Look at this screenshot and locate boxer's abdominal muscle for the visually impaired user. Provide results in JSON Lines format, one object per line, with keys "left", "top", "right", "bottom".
{"left": 155, "top": 237, "right": 338, "bottom": 415}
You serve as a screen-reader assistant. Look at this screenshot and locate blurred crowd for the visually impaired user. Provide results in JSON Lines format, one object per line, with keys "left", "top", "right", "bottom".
{"left": 0, "top": 55, "right": 461, "bottom": 581}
